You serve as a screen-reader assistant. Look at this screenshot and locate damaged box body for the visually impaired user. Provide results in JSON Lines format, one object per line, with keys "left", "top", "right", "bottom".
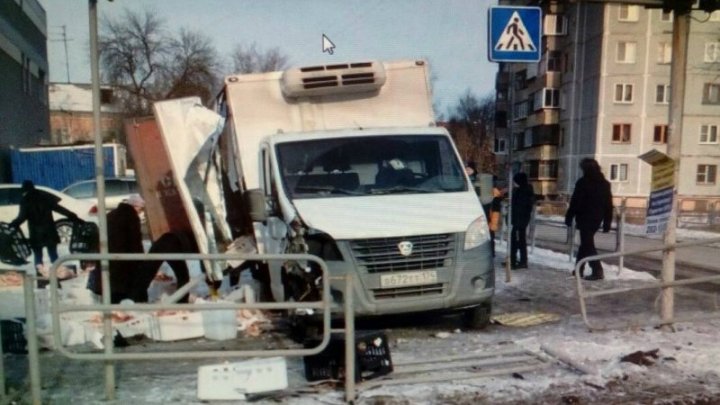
{"left": 146, "top": 60, "right": 494, "bottom": 321}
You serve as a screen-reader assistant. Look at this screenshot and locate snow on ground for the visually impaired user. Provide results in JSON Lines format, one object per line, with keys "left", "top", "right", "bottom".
{"left": 4, "top": 240, "right": 720, "bottom": 404}
{"left": 538, "top": 214, "right": 720, "bottom": 242}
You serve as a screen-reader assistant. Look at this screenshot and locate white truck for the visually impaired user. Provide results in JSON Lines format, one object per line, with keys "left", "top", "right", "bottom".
{"left": 151, "top": 59, "right": 494, "bottom": 328}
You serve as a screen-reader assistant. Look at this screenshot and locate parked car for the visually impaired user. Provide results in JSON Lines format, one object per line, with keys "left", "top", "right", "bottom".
{"left": 0, "top": 184, "right": 96, "bottom": 244}
{"left": 61, "top": 177, "right": 139, "bottom": 211}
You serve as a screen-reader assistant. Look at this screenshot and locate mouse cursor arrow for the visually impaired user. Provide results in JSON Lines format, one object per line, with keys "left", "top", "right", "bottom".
{"left": 322, "top": 34, "right": 336, "bottom": 55}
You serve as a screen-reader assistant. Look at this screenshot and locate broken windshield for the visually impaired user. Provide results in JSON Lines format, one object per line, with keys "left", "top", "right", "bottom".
{"left": 276, "top": 134, "right": 467, "bottom": 199}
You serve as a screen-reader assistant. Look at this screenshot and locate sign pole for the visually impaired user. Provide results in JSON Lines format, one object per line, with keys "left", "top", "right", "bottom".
{"left": 505, "top": 65, "right": 514, "bottom": 283}
{"left": 660, "top": 2, "right": 691, "bottom": 328}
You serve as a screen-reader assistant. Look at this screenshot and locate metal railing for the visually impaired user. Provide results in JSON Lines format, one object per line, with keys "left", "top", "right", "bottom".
{"left": 8, "top": 252, "right": 360, "bottom": 403}
{"left": 573, "top": 236, "right": 720, "bottom": 331}
{"left": 0, "top": 266, "right": 42, "bottom": 404}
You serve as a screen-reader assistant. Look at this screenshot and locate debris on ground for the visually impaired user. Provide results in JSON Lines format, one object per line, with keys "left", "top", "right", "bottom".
{"left": 492, "top": 311, "right": 561, "bottom": 327}
{"left": 620, "top": 349, "right": 660, "bottom": 366}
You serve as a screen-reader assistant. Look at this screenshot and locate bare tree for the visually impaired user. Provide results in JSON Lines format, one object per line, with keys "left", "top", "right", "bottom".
{"left": 447, "top": 89, "right": 496, "bottom": 173}
{"left": 230, "top": 43, "right": 289, "bottom": 74}
{"left": 99, "top": 9, "right": 221, "bottom": 115}
{"left": 163, "top": 29, "right": 222, "bottom": 103}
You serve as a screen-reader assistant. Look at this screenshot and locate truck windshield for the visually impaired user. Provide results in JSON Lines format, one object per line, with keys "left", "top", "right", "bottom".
{"left": 276, "top": 134, "right": 467, "bottom": 199}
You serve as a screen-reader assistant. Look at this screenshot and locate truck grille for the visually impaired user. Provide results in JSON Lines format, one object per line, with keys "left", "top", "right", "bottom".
{"left": 372, "top": 283, "right": 444, "bottom": 300}
{"left": 350, "top": 233, "right": 455, "bottom": 274}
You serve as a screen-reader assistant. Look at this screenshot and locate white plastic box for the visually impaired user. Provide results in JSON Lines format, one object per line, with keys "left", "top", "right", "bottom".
{"left": 197, "top": 357, "right": 288, "bottom": 401}
{"left": 148, "top": 311, "right": 204, "bottom": 341}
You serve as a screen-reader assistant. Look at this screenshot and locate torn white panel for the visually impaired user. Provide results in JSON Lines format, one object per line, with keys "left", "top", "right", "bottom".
{"left": 153, "top": 98, "right": 227, "bottom": 267}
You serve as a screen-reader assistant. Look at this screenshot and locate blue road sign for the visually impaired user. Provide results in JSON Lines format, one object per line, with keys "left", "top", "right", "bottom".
{"left": 488, "top": 6, "right": 542, "bottom": 63}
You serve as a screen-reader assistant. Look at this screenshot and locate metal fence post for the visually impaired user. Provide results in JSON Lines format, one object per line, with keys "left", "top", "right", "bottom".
{"left": 22, "top": 272, "right": 41, "bottom": 405}
{"left": 0, "top": 315, "right": 5, "bottom": 400}
{"left": 529, "top": 203, "right": 537, "bottom": 254}
{"left": 344, "top": 274, "right": 355, "bottom": 403}
{"left": 567, "top": 223, "right": 575, "bottom": 263}
{"left": 618, "top": 198, "right": 627, "bottom": 273}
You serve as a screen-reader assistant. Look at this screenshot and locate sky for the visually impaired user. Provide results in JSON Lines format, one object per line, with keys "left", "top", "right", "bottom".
{"left": 39, "top": 0, "right": 499, "bottom": 117}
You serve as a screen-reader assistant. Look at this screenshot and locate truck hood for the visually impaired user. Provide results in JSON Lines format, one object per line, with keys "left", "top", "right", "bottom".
{"left": 292, "top": 192, "right": 483, "bottom": 240}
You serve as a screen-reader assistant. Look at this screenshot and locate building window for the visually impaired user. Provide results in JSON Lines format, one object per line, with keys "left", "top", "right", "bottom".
{"left": 703, "top": 83, "right": 720, "bottom": 104}
{"left": 660, "top": 11, "right": 673, "bottom": 22}
{"left": 612, "top": 124, "right": 632, "bottom": 143}
{"left": 614, "top": 83, "right": 633, "bottom": 103}
{"left": 609, "top": 164, "right": 628, "bottom": 182}
{"left": 533, "top": 88, "right": 560, "bottom": 110}
{"left": 514, "top": 101, "right": 528, "bottom": 120}
{"left": 547, "top": 51, "right": 562, "bottom": 72}
{"left": 616, "top": 41, "right": 637, "bottom": 63}
{"left": 696, "top": 165, "right": 717, "bottom": 185}
{"left": 544, "top": 14, "right": 567, "bottom": 36}
{"left": 618, "top": 5, "right": 639, "bottom": 21}
{"left": 657, "top": 42, "right": 672, "bottom": 64}
{"left": 705, "top": 42, "right": 720, "bottom": 63}
{"left": 653, "top": 125, "right": 668, "bottom": 144}
{"left": 495, "top": 137, "right": 507, "bottom": 153}
{"left": 700, "top": 124, "right": 719, "bottom": 144}
{"left": 560, "top": 127, "right": 565, "bottom": 148}
{"left": 527, "top": 160, "right": 558, "bottom": 179}
{"left": 656, "top": 84, "right": 671, "bottom": 104}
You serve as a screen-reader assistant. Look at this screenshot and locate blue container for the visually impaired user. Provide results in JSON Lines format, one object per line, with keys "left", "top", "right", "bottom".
{"left": 10, "top": 144, "right": 126, "bottom": 190}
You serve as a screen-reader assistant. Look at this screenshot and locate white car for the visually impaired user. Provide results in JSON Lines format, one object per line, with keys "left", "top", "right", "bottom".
{"left": 61, "top": 177, "right": 139, "bottom": 211}
{"left": 0, "top": 184, "right": 97, "bottom": 244}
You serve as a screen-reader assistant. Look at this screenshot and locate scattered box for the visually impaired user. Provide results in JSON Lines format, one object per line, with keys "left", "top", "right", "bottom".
{"left": 303, "top": 330, "right": 393, "bottom": 383}
{"left": 197, "top": 357, "right": 288, "bottom": 400}
{"left": 148, "top": 311, "right": 204, "bottom": 341}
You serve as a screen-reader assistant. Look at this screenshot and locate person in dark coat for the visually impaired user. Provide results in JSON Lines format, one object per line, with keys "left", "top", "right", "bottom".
{"left": 509, "top": 172, "right": 535, "bottom": 269}
{"left": 10, "top": 180, "right": 79, "bottom": 268}
{"left": 90, "top": 194, "right": 145, "bottom": 303}
{"left": 565, "top": 158, "right": 614, "bottom": 280}
{"left": 128, "top": 231, "right": 197, "bottom": 303}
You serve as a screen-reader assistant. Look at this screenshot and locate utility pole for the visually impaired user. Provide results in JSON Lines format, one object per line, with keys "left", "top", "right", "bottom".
{"left": 50, "top": 25, "right": 74, "bottom": 82}
{"left": 661, "top": 0, "right": 692, "bottom": 328}
{"left": 62, "top": 25, "right": 71, "bottom": 83}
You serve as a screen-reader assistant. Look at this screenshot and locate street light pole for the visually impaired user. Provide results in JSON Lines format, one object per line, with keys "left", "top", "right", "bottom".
{"left": 88, "top": 0, "right": 114, "bottom": 398}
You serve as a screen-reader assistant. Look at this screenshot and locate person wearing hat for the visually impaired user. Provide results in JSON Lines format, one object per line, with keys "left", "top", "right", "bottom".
{"left": 88, "top": 193, "right": 145, "bottom": 303}
{"left": 10, "top": 180, "right": 80, "bottom": 270}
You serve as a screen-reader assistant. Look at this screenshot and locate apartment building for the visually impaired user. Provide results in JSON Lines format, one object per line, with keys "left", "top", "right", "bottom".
{"left": 0, "top": 0, "right": 50, "bottom": 182}
{"left": 496, "top": 1, "right": 720, "bottom": 211}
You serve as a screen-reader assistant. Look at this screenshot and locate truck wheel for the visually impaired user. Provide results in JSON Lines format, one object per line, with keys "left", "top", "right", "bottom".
{"left": 462, "top": 302, "right": 492, "bottom": 330}
{"left": 55, "top": 220, "right": 74, "bottom": 245}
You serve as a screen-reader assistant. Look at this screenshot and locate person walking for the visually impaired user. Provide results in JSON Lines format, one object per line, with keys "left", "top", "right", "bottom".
{"left": 509, "top": 172, "right": 535, "bottom": 269}
{"left": 565, "top": 158, "right": 614, "bottom": 280}
{"left": 10, "top": 180, "right": 79, "bottom": 271}
{"left": 88, "top": 194, "right": 145, "bottom": 303}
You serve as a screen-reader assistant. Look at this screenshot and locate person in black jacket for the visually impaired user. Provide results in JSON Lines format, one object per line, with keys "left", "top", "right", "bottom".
{"left": 509, "top": 172, "right": 535, "bottom": 269}
{"left": 88, "top": 194, "right": 145, "bottom": 303}
{"left": 10, "top": 180, "right": 79, "bottom": 268}
{"left": 565, "top": 158, "right": 614, "bottom": 280}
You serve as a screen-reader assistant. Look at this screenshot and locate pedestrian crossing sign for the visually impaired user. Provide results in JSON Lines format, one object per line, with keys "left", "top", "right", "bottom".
{"left": 488, "top": 6, "right": 542, "bottom": 63}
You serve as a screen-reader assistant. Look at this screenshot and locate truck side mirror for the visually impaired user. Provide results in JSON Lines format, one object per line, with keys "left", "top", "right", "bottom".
{"left": 244, "top": 189, "right": 267, "bottom": 222}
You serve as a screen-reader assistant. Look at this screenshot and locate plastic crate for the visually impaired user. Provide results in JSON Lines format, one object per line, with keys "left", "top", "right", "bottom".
{"left": 303, "top": 330, "right": 393, "bottom": 382}
{"left": 70, "top": 221, "right": 99, "bottom": 253}
{"left": 0, "top": 222, "right": 31, "bottom": 265}
{"left": 1, "top": 318, "right": 27, "bottom": 354}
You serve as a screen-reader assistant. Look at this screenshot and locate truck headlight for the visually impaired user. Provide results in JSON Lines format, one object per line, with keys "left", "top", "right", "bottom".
{"left": 464, "top": 215, "right": 490, "bottom": 250}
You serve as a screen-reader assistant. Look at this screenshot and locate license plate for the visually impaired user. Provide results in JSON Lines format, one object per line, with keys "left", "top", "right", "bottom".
{"left": 380, "top": 271, "right": 438, "bottom": 288}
